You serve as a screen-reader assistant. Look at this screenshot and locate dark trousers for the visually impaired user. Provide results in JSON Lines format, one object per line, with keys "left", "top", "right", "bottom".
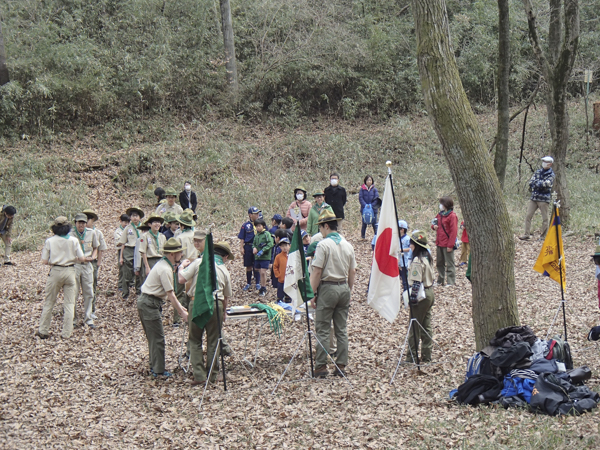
{"left": 277, "top": 281, "right": 291, "bottom": 303}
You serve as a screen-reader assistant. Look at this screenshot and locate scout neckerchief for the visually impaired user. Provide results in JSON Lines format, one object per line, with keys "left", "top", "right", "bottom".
{"left": 161, "top": 256, "right": 177, "bottom": 289}
{"left": 74, "top": 227, "right": 86, "bottom": 253}
{"left": 214, "top": 255, "right": 224, "bottom": 266}
{"left": 131, "top": 222, "right": 140, "bottom": 238}
{"left": 58, "top": 234, "right": 70, "bottom": 240}
{"left": 148, "top": 230, "right": 161, "bottom": 253}
{"left": 325, "top": 231, "right": 342, "bottom": 245}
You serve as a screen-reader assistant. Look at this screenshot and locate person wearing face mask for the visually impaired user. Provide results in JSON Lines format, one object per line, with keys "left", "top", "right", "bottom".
{"left": 519, "top": 156, "right": 555, "bottom": 241}
{"left": 286, "top": 186, "right": 312, "bottom": 231}
{"left": 324, "top": 173, "right": 347, "bottom": 228}
{"left": 431, "top": 196, "right": 458, "bottom": 287}
{"left": 137, "top": 237, "right": 189, "bottom": 378}
{"left": 179, "top": 181, "right": 197, "bottom": 213}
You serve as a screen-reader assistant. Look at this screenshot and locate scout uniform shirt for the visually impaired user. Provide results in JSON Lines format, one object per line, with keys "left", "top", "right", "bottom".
{"left": 118, "top": 223, "right": 141, "bottom": 248}
{"left": 238, "top": 220, "right": 255, "bottom": 244}
{"left": 114, "top": 225, "right": 125, "bottom": 249}
{"left": 70, "top": 227, "right": 100, "bottom": 259}
{"left": 42, "top": 235, "right": 85, "bottom": 265}
{"left": 214, "top": 255, "right": 233, "bottom": 300}
{"left": 141, "top": 258, "right": 176, "bottom": 300}
{"left": 407, "top": 256, "right": 434, "bottom": 288}
{"left": 180, "top": 255, "right": 203, "bottom": 298}
{"left": 155, "top": 202, "right": 183, "bottom": 216}
{"left": 177, "top": 229, "right": 198, "bottom": 261}
{"left": 312, "top": 233, "right": 356, "bottom": 282}
{"left": 92, "top": 227, "right": 108, "bottom": 254}
{"left": 139, "top": 230, "right": 166, "bottom": 258}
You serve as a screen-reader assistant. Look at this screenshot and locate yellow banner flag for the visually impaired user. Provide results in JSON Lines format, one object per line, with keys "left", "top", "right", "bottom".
{"left": 533, "top": 206, "right": 566, "bottom": 289}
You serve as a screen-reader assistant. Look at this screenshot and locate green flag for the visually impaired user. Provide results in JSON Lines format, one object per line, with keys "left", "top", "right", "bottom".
{"left": 192, "top": 233, "right": 216, "bottom": 329}
{"left": 283, "top": 226, "right": 314, "bottom": 309}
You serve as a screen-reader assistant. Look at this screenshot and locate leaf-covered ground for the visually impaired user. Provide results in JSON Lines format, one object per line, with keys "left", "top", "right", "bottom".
{"left": 1, "top": 170, "right": 600, "bottom": 449}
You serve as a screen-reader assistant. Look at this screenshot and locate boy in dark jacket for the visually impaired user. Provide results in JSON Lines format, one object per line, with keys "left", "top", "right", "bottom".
{"left": 252, "top": 219, "right": 274, "bottom": 297}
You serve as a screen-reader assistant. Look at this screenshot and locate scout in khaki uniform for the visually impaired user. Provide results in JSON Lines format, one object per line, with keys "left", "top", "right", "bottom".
{"left": 37, "top": 217, "right": 85, "bottom": 339}
{"left": 70, "top": 213, "right": 99, "bottom": 328}
{"left": 161, "top": 212, "right": 179, "bottom": 239}
{"left": 174, "top": 208, "right": 197, "bottom": 238}
{"left": 83, "top": 209, "right": 108, "bottom": 318}
{"left": 115, "top": 214, "right": 130, "bottom": 292}
{"left": 406, "top": 231, "right": 436, "bottom": 363}
{"left": 118, "top": 207, "right": 144, "bottom": 299}
{"left": 0, "top": 205, "right": 16, "bottom": 266}
{"left": 137, "top": 238, "right": 189, "bottom": 377}
{"left": 133, "top": 221, "right": 151, "bottom": 283}
{"left": 155, "top": 188, "right": 184, "bottom": 216}
{"left": 178, "top": 240, "right": 234, "bottom": 385}
{"left": 139, "top": 213, "right": 166, "bottom": 277}
{"left": 309, "top": 209, "right": 356, "bottom": 378}
{"left": 172, "top": 210, "right": 197, "bottom": 325}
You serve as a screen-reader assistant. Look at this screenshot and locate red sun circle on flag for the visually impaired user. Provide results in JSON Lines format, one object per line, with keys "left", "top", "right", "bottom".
{"left": 374, "top": 228, "right": 399, "bottom": 278}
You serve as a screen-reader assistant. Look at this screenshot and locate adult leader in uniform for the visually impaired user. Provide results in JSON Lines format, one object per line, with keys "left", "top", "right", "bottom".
{"left": 309, "top": 209, "right": 356, "bottom": 378}
{"left": 137, "top": 238, "right": 189, "bottom": 378}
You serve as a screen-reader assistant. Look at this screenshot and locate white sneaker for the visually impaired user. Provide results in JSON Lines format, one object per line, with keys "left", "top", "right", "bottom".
{"left": 91, "top": 313, "right": 98, "bottom": 320}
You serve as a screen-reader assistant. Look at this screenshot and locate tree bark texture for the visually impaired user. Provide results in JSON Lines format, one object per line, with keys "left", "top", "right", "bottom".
{"left": 219, "top": 0, "right": 239, "bottom": 98}
{"left": 494, "top": 0, "right": 510, "bottom": 188}
{"left": 523, "top": 0, "right": 579, "bottom": 227}
{"left": 0, "top": 19, "right": 9, "bottom": 86}
{"left": 412, "top": 0, "right": 520, "bottom": 350}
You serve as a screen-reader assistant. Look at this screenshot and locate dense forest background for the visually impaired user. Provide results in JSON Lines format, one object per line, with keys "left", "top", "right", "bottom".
{"left": 0, "top": 0, "right": 598, "bottom": 136}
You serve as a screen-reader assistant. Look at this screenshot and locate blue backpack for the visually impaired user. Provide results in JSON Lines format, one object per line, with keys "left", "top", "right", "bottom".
{"left": 362, "top": 204, "right": 375, "bottom": 224}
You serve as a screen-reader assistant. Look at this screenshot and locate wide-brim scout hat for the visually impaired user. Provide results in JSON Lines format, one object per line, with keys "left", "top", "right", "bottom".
{"left": 53, "top": 216, "right": 69, "bottom": 226}
{"left": 183, "top": 208, "right": 198, "bottom": 221}
{"left": 312, "top": 191, "right": 325, "bottom": 197}
{"left": 74, "top": 213, "right": 89, "bottom": 223}
{"left": 138, "top": 223, "right": 151, "bottom": 231}
{"left": 214, "top": 241, "right": 235, "bottom": 260}
{"left": 163, "top": 237, "right": 186, "bottom": 253}
{"left": 165, "top": 188, "right": 178, "bottom": 197}
{"left": 177, "top": 210, "right": 195, "bottom": 227}
{"left": 317, "top": 209, "right": 342, "bottom": 225}
{"left": 82, "top": 209, "right": 98, "bottom": 221}
{"left": 591, "top": 245, "right": 600, "bottom": 257}
{"left": 144, "top": 213, "right": 165, "bottom": 226}
{"left": 162, "top": 212, "right": 176, "bottom": 223}
{"left": 126, "top": 207, "right": 145, "bottom": 219}
{"left": 410, "top": 230, "right": 430, "bottom": 250}
{"left": 194, "top": 229, "right": 207, "bottom": 240}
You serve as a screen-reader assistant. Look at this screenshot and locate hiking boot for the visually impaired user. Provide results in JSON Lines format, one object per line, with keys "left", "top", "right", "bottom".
{"left": 35, "top": 331, "right": 50, "bottom": 339}
{"left": 333, "top": 365, "right": 346, "bottom": 377}
{"left": 242, "top": 284, "right": 251, "bottom": 291}
{"left": 190, "top": 379, "right": 206, "bottom": 387}
{"left": 152, "top": 371, "right": 173, "bottom": 378}
{"left": 314, "top": 366, "right": 328, "bottom": 378}
{"left": 518, "top": 234, "right": 531, "bottom": 240}
{"left": 259, "top": 287, "right": 266, "bottom": 297}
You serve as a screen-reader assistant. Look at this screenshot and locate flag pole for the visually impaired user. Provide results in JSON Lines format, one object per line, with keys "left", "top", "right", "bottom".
{"left": 386, "top": 161, "right": 420, "bottom": 368}
{"left": 299, "top": 228, "right": 315, "bottom": 378}
{"left": 553, "top": 202, "right": 568, "bottom": 342}
{"left": 209, "top": 233, "right": 227, "bottom": 390}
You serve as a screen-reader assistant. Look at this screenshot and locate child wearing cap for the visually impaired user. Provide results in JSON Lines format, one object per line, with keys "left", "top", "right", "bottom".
{"left": 155, "top": 189, "right": 183, "bottom": 216}
{"left": 302, "top": 230, "right": 310, "bottom": 254}
{"left": 270, "top": 214, "right": 282, "bottom": 235}
{"left": 252, "top": 219, "right": 274, "bottom": 297}
{"left": 118, "top": 207, "right": 144, "bottom": 299}
{"left": 273, "top": 237, "right": 291, "bottom": 303}
{"left": 71, "top": 213, "right": 99, "bottom": 328}
{"left": 239, "top": 207, "right": 260, "bottom": 291}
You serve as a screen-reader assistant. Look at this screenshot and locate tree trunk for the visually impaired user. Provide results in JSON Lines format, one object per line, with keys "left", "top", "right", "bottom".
{"left": 0, "top": 19, "right": 9, "bottom": 86}
{"left": 412, "top": 0, "right": 519, "bottom": 350}
{"left": 523, "top": 0, "right": 579, "bottom": 226}
{"left": 494, "top": 0, "right": 510, "bottom": 188}
{"left": 219, "top": 0, "right": 238, "bottom": 98}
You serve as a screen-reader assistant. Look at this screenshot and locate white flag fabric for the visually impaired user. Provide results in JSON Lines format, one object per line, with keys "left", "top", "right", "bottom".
{"left": 284, "top": 226, "right": 314, "bottom": 309}
{"left": 367, "top": 174, "right": 401, "bottom": 323}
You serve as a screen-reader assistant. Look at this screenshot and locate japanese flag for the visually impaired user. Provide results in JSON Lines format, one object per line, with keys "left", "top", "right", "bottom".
{"left": 367, "top": 175, "right": 401, "bottom": 323}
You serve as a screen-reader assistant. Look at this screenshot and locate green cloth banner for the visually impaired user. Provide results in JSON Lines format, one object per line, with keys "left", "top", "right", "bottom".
{"left": 192, "top": 233, "right": 216, "bottom": 329}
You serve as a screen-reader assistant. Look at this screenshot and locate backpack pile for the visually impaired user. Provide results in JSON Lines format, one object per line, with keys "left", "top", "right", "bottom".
{"left": 451, "top": 325, "right": 599, "bottom": 416}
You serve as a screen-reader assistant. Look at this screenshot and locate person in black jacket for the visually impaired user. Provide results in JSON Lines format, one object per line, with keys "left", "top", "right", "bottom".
{"left": 179, "top": 181, "right": 197, "bottom": 212}
{"left": 324, "top": 173, "right": 347, "bottom": 226}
